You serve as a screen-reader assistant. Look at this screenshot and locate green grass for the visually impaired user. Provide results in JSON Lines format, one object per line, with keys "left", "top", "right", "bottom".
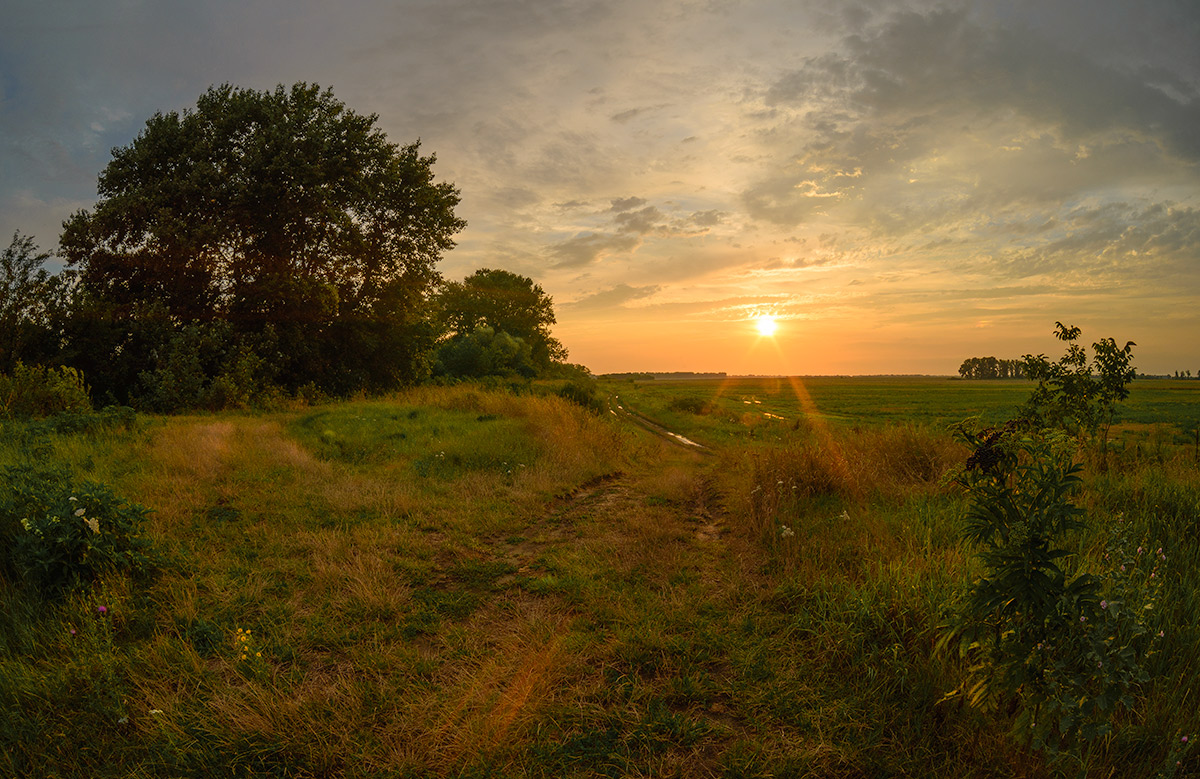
{"left": 603, "top": 375, "right": 1200, "bottom": 451}
{"left": 1, "top": 380, "right": 1198, "bottom": 777}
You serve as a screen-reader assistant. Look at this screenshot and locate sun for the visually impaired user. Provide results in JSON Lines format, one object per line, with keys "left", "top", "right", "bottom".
{"left": 755, "top": 315, "right": 778, "bottom": 337}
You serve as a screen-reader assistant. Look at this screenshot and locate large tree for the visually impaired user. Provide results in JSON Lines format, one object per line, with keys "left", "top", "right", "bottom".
{"left": 435, "top": 268, "right": 566, "bottom": 371}
{"left": 60, "top": 83, "right": 465, "bottom": 399}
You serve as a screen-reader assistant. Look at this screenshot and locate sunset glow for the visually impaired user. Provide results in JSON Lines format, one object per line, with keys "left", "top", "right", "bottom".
{"left": 2, "top": 1, "right": 1196, "bottom": 375}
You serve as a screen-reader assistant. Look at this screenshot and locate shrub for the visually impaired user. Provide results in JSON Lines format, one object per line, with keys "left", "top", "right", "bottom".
{"left": 668, "top": 397, "right": 714, "bottom": 415}
{"left": 557, "top": 379, "right": 605, "bottom": 414}
{"left": 943, "top": 422, "right": 1162, "bottom": 764}
{"left": 0, "top": 464, "right": 156, "bottom": 595}
{"left": 0, "top": 362, "right": 91, "bottom": 419}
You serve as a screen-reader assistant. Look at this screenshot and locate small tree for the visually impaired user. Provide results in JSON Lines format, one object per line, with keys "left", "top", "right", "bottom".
{"left": 0, "top": 233, "right": 55, "bottom": 373}
{"left": 1020, "top": 322, "right": 1135, "bottom": 453}
{"left": 436, "top": 269, "right": 566, "bottom": 370}
{"left": 944, "top": 423, "right": 1161, "bottom": 765}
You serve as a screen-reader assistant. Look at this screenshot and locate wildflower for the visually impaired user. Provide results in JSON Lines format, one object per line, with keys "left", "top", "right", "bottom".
{"left": 84, "top": 517, "right": 100, "bottom": 535}
{"left": 1183, "top": 735, "right": 1190, "bottom": 744}
{"left": 1080, "top": 616, "right": 1086, "bottom": 622}
{"left": 69, "top": 496, "right": 77, "bottom": 502}
{"left": 1138, "top": 546, "right": 1144, "bottom": 555}
{"left": 780, "top": 525, "right": 795, "bottom": 538}
{"left": 1100, "top": 600, "right": 1107, "bottom": 609}
{"left": 20, "top": 518, "right": 31, "bottom": 532}
{"left": 74, "top": 508, "right": 86, "bottom": 517}
{"left": 97, "top": 605, "right": 108, "bottom": 614}
{"left": 1159, "top": 630, "right": 1165, "bottom": 637}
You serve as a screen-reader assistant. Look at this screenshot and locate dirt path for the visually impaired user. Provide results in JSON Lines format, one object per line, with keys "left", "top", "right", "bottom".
{"left": 606, "top": 393, "right": 711, "bottom": 451}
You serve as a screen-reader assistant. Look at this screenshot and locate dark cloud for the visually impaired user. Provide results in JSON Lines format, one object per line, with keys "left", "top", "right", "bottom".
{"left": 563, "top": 283, "right": 661, "bottom": 310}
{"left": 610, "top": 196, "right": 648, "bottom": 212}
{"left": 551, "top": 232, "right": 641, "bottom": 268}
{"left": 611, "top": 105, "right": 668, "bottom": 123}
{"left": 614, "top": 206, "right": 666, "bottom": 234}
{"left": 746, "top": 7, "right": 1200, "bottom": 231}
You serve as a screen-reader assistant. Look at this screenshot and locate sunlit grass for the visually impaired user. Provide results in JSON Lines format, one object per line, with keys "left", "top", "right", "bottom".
{"left": 1, "top": 381, "right": 1197, "bottom": 776}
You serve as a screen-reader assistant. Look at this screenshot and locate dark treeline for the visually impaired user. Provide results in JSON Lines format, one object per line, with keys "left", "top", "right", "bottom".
{"left": 1, "top": 83, "right": 584, "bottom": 415}
{"left": 958, "top": 356, "right": 1028, "bottom": 380}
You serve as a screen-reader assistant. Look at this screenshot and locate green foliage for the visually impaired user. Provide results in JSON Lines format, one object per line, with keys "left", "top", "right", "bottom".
{"left": 436, "top": 268, "right": 566, "bottom": 370}
{"left": 945, "top": 423, "right": 1162, "bottom": 763}
{"left": 0, "top": 464, "right": 156, "bottom": 595}
{"left": 557, "top": 378, "right": 605, "bottom": 415}
{"left": 668, "top": 396, "right": 715, "bottom": 415}
{"left": 0, "top": 233, "right": 70, "bottom": 373}
{"left": 958, "top": 356, "right": 1026, "bottom": 379}
{"left": 1021, "top": 322, "right": 1136, "bottom": 440}
{"left": 59, "top": 82, "right": 465, "bottom": 400}
{"left": 136, "top": 321, "right": 276, "bottom": 412}
{"left": 434, "top": 325, "right": 538, "bottom": 379}
{"left": 0, "top": 362, "right": 92, "bottom": 419}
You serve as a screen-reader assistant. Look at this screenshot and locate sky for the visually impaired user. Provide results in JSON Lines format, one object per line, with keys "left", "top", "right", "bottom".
{"left": 2, "top": 0, "right": 1198, "bottom": 376}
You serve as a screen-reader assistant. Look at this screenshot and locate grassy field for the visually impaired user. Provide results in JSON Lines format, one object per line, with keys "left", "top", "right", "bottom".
{"left": 601, "top": 376, "right": 1200, "bottom": 446}
{"left": 2, "top": 379, "right": 1199, "bottom": 777}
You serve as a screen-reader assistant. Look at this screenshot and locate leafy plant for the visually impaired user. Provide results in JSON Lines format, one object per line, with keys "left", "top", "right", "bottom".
{"left": 1021, "top": 322, "right": 1136, "bottom": 444}
{"left": 0, "top": 464, "right": 157, "bottom": 594}
{"left": 944, "top": 422, "right": 1161, "bottom": 766}
{"left": 0, "top": 362, "right": 91, "bottom": 419}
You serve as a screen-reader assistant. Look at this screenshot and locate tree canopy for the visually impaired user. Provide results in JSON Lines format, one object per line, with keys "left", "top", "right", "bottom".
{"left": 59, "top": 82, "right": 465, "bottom": 401}
{"left": 0, "top": 233, "right": 63, "bottom": 373}
{"left": 435, "top": 268, "right": 566, "bottom": 373}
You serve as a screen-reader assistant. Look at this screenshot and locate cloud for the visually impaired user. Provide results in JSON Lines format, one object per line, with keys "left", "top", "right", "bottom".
{"left": 550, "top": 232, "right": 641, "bottom": 268}
{"left": 743, "top": 7, "right": 1200, "bottom": 232}
{"left": 610, "top": 196, "right": 648, "bottom": 212}
{"left": 690, "top": 210, "right": 724, "bottom": 227}
{"left": 563, "top": 283, "right": 661, "bottom": 310}
{"left": 614, "top": 206, "right": 666, "bottom": 234}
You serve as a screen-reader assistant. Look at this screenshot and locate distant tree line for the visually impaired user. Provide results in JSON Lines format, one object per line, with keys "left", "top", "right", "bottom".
{"left": 1, "top": 83, "right": 576, "bottom": 414}
{"left": 958, "top": 357, "right": 1028, "bottom": 380}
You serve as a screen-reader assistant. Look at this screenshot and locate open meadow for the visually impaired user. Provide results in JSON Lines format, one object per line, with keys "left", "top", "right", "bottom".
{"left": 2, "top": 378, "right": 1199, "bottom": 777}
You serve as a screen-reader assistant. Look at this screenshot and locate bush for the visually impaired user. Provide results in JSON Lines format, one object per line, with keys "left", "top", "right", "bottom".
{"left": 668, "top": 397, "right": 714, "bottom": 415}
{"left": 943, "top": 423, "right": 1162, "bottom": 763}
{"left": 0, "top": 362, "right": 91, "bottom": 419}
{"left": 557, "top": 379, "right": 605, "bottom": 414}
{"left": 0, "top": 464, "right": 156, "bottom": 595}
